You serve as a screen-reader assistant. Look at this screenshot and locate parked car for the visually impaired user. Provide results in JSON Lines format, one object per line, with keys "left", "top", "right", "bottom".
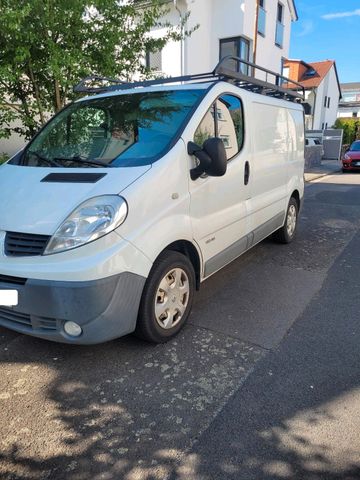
{"left": 342, "top": 140, "right": 360, "bottom": 172}
{"left": 0, "top": 59, "right": 305, "bottom": 345}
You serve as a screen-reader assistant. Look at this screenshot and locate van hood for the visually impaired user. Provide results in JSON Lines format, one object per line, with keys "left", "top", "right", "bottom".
{"left": 0, "top": 163, "right": 150, "bottom": 235}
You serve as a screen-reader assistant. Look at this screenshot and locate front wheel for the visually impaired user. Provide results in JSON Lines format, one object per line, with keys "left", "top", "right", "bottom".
{"left": 135, "top": 251, "right": 195, "bottom": 343}
{"left": 273, "top": 197, "right": 299, "bottom": 244}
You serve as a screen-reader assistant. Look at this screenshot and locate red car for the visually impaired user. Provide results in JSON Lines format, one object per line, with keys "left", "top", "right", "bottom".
{"left": 342, "top": 140, "right": 360, "bottom": 172}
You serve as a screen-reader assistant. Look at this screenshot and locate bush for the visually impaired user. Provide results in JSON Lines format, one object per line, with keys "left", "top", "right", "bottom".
{"left": 0, "top": 152, "right": 9, "bottom": 164}
{"left": 334, "top": 118, "right": 360, "bottom": 145}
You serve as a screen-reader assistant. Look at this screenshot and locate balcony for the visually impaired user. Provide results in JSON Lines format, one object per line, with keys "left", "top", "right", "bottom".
{"left": 275, "top": 21, "right": 284, "bottom": 48}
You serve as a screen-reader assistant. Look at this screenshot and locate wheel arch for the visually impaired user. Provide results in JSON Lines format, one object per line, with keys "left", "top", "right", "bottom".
{"left": 161, "top": 240, "right": 202, "bottom": 290}
{"left": 291, "top": 189, "right": 301, "bottom": 210}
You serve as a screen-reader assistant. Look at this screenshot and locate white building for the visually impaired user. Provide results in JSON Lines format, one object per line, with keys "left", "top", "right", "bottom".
{"left": 338, "top": 82, "right": 360, "bottom": 119}
{"left": 283, "top": 59, "right": 341, "bottom": 130}
{"left": 146, "top": 0, "right": 298, "bottom": 78}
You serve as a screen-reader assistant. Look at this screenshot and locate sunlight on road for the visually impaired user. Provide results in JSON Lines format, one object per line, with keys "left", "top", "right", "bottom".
{"left": 259, "top": 388, "right": 360, "bottom": 478}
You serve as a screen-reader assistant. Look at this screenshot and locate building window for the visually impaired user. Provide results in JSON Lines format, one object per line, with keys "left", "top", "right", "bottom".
{"left": 327, "top": 97, "right": 331, "bottom": 108}
{"left": 324, "top": 96, "right": 328, "bottom": 108}
{"left": 145, "top": 50, "right": 162, "bottom": 72}
{"left": 220, "top": 37, "right": 250, "bottom": 75}
{"left": 275, "top": 3, "right": 284, "bottom": 47}
{"left": 258, "top": 0, "right": 266, "bottom": 36}
{"left": 321, "top": 123, "right": 324, "bottom": 130}
{"left": 305, "top": 68, "right": 316, "bottom": 77}
{"left": 353, "top": 112, "right": 358, "bottom": 118}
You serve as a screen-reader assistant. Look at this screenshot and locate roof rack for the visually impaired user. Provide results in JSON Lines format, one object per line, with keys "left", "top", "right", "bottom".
{"left": 73, "top": 56, "right": 305, "bottom": 102}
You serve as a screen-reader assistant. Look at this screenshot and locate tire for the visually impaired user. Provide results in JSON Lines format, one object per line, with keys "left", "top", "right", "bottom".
{"left": 273, "top": 197, "right": 299, "bottom": 244}
{"left": 135, "top": 251, "right": 195, "bottom": 343}
{"left": 342, "top": 168, "right": 348, "bottom": 173}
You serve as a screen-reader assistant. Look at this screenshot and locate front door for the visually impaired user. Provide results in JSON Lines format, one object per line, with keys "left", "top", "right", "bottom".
{"left": 189, "top": 94, "right": 251, "bottom": 278}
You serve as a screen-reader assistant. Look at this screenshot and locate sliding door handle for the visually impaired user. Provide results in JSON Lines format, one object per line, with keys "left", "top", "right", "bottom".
{"left": 244, "top": 161, "right": 250, "bottom": 185}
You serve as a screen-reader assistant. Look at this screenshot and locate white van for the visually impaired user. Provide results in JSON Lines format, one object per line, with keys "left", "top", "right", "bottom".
{"left": 0, "top": 58, "right": 305, "bottom": 344}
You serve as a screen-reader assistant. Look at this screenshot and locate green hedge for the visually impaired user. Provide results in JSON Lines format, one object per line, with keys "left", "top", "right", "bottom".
{"left": 334, "top": 118, "right": 360, "bottom": 145}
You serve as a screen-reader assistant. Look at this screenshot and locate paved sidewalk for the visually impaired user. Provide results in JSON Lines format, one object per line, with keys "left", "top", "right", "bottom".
{"left": 304, "top": 160, "right": 342, "bottom": 182}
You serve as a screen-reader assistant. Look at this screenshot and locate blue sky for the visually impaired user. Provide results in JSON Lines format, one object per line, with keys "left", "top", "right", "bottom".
{"left": 290, "top": 1, "right": 360, "bottom": 83}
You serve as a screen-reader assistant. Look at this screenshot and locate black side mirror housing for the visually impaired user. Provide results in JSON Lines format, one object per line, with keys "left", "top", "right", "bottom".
{"left": 302, "top": 102, "right": 312, "bottom": 115}
{"left": 188, "top": 138, "right": 227, "bottom": 180}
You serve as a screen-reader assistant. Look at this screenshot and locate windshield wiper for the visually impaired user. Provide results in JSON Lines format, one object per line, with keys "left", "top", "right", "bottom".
{"left": 27, "top": 151, "right": 62, "bottom": 167}
{"left": 54, "top": 156, "right": 113, "bottom": 168}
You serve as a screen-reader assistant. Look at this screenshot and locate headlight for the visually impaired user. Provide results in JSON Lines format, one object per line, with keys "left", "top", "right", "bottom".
{"left": 344, "top": 154, "right": 351, "bottom": 160}
{"left": 44, "top": 195, "right": 128, "bottom": 255}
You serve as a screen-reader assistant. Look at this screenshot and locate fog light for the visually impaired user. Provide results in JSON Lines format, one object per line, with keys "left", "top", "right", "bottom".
{"left": 64, "top": 321, "right": 82, "bottom": 337}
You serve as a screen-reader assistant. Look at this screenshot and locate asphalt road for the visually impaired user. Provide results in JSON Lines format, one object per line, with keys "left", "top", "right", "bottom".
{"left": 1, "top": 170, "right": 360, "bottom": 480}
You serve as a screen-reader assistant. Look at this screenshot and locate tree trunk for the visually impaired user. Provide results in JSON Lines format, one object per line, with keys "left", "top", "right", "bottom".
{"left": 27, "top": 61, "right": 45, "bottom": 124}
{"left": 54, "top": 79, "right": 62, "bottom": 112}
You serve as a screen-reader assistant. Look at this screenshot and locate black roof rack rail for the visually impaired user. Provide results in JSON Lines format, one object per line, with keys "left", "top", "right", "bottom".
{"left": 73, "top": 56, "right": 305, "bottom": 102}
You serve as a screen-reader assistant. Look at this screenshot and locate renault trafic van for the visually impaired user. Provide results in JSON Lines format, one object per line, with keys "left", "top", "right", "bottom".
{"left": 0, "top": 58, "right": 305, "bottom": 344}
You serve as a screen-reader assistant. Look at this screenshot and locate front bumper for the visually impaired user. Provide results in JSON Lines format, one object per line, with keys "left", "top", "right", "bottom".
{"left": 0, "top": 272, "right": 146, "bottom": 344}
{"left": 342, "top": 160, "right": 360, "bottom": 170}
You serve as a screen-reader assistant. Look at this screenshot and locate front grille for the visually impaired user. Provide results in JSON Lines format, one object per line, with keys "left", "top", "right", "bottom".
{"left": 0, "top": 274, "right": 27, "bottom": 285}
{"left": 0, "top": 307, "right": 32, "bottom": 328}
{"left": 0, "top": 307, "right": 57, "bottom": 332}
{"left": 5, "top": 231, "right": 50, "bottom": 257}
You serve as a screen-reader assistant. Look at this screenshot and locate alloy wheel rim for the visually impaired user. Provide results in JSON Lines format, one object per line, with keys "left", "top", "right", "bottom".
{"left": 154, "top": 268, "right": 190, "bottom": 330}
{"left": 286, "top": 204, "right": 297, "bottom": 237}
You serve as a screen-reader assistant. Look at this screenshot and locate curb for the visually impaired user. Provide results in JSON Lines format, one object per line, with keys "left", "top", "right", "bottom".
{"left": 304, "top": 169, "right": 341, "bottom": 182}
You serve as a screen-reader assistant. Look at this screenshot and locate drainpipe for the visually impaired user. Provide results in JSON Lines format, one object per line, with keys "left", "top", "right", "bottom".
{"left": 312, "top": 88, "right": 317, "bottom": 130}
{"left": 253, "top": 0, "right": 260, "bottom": 66}
{"left": 174, "top": 0, "right": 185, "bottom": 76}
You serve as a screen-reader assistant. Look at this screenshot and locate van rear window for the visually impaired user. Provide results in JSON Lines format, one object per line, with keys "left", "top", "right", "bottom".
{"left": 17, "top": 89, "right": 206, "bottom": 168}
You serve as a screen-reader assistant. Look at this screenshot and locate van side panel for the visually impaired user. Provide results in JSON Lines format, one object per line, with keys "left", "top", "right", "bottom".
{"left": 248, "top": 101, "right": 289, "bottom": 237}
{"left": 286, "top": 108, "right": 305, "bottom": 203}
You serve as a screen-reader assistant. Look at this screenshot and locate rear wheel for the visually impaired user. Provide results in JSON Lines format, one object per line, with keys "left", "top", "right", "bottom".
{"left": 135, "top": 251, "right": 195, "bottom": 343}
{"left": 273, "top": 197, "right": 298, "bottom": 244}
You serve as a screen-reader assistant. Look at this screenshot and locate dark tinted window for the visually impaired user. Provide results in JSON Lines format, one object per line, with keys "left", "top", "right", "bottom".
{"left": 219, "top": 37, "right": 250, "bottom": 75}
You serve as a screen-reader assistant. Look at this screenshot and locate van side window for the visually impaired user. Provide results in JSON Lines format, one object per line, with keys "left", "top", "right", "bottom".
{"left": 217, "top": 95, "right": 244, "bottom": 160}
{"left": 194, "top": 104, "right": 216, "bottom": 147}
{"left": 193, "top": 95, "right": 244, "bottom": 161}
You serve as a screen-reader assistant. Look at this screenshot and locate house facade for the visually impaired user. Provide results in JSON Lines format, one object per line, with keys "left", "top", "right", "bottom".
{"left": 147, "top": 0, "right": 298, "bottom": 78}
{"left": 338, "top": 83, "right": 360, "bottom": 119}
{"left": 283, "top": 59, "right": 341, "bottom": 130}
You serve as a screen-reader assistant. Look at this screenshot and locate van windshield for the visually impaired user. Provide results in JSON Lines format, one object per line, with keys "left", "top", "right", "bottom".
{"left": 18, "top": 89, "right": 205, "bottom": 168}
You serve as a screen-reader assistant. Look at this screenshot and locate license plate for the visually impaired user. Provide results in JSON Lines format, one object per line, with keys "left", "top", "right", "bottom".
{"left": 0, "top": 290, "right": 18, "bottom": 306}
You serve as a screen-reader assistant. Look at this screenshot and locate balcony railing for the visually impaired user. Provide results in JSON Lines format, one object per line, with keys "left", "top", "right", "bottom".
{"left": 275, "top": 21, "right": 284, "bottom": 47}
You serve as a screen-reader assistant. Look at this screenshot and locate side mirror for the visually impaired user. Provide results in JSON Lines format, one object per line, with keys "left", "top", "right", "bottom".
{"left": 188, "top": 138, "right": 227, "bottom": 180}
{"left": 302, "top": 103, "right": 312, "bottom": 115}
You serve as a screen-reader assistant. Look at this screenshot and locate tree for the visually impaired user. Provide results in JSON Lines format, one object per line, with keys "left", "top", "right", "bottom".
{"left": 0, "top": 0, "right": 193, "bottom": 140}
